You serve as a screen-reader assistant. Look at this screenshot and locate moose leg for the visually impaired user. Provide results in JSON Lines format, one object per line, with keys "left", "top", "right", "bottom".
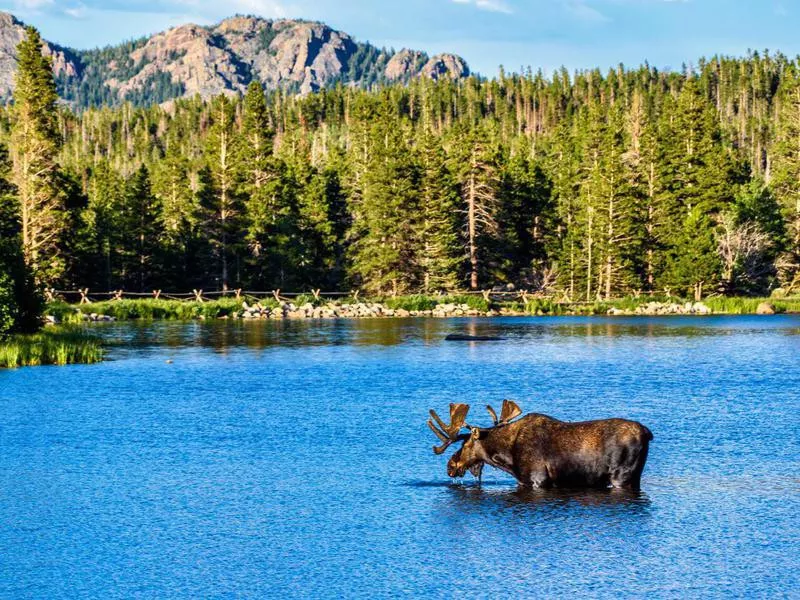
{"left": 519, "top": 463, "right": 552, "bottom": 489}
{"left": 610, "top": 443, "right": 648, "bottom": 491}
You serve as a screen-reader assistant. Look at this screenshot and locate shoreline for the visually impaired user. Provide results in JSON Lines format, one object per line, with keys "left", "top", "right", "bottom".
{"left": 44, "top": 297, "right": 800, "bottom": 324}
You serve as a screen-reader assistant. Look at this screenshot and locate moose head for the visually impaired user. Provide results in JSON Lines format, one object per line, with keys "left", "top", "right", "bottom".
{"left": 427, "top": 400, "right": 523, "bottom": 479}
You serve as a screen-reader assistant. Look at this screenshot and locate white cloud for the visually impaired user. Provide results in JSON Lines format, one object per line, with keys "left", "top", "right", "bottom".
{"left": 451, "top": 0, "right": 513, "bottom": 15}
{"left": 564, "top": 0, "right": 610, "bottom": 23}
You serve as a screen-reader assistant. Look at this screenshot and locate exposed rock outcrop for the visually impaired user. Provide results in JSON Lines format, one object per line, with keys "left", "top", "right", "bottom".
{"left": 0, "top": 12, "right": 471, "bottom": 106}
{"left": 385, "top": 49, "right": 427, "bottom": 80}
{"left": 421, "top": 53, "right": 470, "bottom": 80}
{"left": 0, "top": 12, "right": 79, "bottom": 99}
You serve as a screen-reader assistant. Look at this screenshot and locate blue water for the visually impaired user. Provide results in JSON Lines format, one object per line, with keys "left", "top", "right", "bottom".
{"left": 1, "top": 316, "right": 799, "bottom": 598}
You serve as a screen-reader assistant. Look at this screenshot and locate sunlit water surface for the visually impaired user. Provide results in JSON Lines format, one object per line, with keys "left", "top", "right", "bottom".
{"left": 1, "top": 316, "right": 799, "bottom": 598}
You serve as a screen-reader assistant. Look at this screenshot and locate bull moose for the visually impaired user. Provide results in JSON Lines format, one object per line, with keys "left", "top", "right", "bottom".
{"left": 428, "top": 400, "right": 652, "bottom": 490}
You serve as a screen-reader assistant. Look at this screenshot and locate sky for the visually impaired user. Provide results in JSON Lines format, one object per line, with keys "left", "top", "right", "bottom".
{"left": 0, "top": 0, "right": 797, "bottom": 77}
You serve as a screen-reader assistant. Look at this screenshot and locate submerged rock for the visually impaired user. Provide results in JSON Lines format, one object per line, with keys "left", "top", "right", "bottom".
{"left": 445, "top": 334, "right": 505, "bottom": 341}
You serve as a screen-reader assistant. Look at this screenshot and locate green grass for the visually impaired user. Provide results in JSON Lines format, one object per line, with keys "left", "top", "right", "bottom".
{"left": 382, "top": 295, "right": 439, "bottom": 312}
{"left": 703, "top": 296, "right": 800, "bottom": 314}
{"left": 45, "top": 301, "right": 86, "bottom": 324}
{"left": 53, "top": 297, "right": 260, "bottom": 321}
{"left": 43, "top": 294, "right": 800, "bottom": 325}
{"left": 0, "top": 327, "right": 104, "bottom": 368}
{"left": 442, "top": 294, "right": 491, "bottom": 312}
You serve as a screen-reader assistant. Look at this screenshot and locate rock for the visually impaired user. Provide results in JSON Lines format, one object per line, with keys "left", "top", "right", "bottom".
{"left": 385, "top": 49, "right": 427, "bottom": 80}
{"left": 445, "top": 334, "right": 505, "bottom": 341}
{"left": 44, "top": 315, "right": 58, "bottom": 325}
{"left": 756, "top": 302, "right": 776, "bottom": 315}
{"left": 396, "top": 309, "right": 410, "bottom": 318}
{"left": 420, "top": 53, "right": 470, "bottom": 81}
{"left": 607, "top": 307, "right": 626, "bottom": 316}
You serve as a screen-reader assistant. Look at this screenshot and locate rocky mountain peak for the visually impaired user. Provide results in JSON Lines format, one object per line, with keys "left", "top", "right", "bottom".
{"left": 0, "top": 12, "right": 471, "bottom": 107}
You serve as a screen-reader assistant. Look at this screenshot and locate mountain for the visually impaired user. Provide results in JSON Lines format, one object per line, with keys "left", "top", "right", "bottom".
{"left": 0, "top": 12, "right": 470, "bottom": 108}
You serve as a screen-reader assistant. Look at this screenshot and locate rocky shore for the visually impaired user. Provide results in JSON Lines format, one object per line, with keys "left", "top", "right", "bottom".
{"left": 238, "top": 301, "right": 499, "bottom": 319}
{"left": 606, "top": 301, "right": 713, "bottom": 316}
{"left": 46, "top": 298, "right": 789, "bottom": 324}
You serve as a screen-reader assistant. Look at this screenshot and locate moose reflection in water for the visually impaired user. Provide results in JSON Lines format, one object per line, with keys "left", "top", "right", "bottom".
{"left": 428, "top": 401, "right": 653, "bottom": 490}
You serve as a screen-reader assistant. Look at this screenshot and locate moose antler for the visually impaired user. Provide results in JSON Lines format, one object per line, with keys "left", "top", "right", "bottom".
{"left": 500, "top": 399, "right": 522, "bottom": 423}
{"left": 428, "top": 403, "right": 470, "bottom": 454}
{"left": 486, "top": 404, "right": 499, "bottom": 425}
{"left": 486, "top": 400, "right": 523, "bottom": 426}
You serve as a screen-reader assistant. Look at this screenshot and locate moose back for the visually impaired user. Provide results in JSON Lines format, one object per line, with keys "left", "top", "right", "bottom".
{"left": 428, "top": 401, "right": 653, "bottom": 490}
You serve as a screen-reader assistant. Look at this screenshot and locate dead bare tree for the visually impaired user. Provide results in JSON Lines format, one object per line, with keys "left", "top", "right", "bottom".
{"left": 461, "top": 142, "right": 500, "bottom": 290}
{"left": 716, "top": 212, "right": 773, "bottom": 293}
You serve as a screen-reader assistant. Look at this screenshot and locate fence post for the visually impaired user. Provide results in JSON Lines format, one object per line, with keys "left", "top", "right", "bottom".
{"left": 79, "top": 288, "right": 90, "bottom": 304}
{"left": 521, "top": 291, "right": 529, "bottom": 305}
{"left": 235, "top": 289, "right": 242, "bottom": 300}
{"left": 272, "top": 289, "right": 282, "bottom": 303}
{"left": 152, "top": 290, "right": 161, "bottom": 300}
{"left": 113, "top": 290, "right": 124, "bottom": 301}
{"left": 352, "top": 290, "right": 360, "bottom": 303}
{"left": 312, "top": 289, "right": 321, "bottom": 301}
{"left": 193, "top": 289, "right": 204, "bottom": 302}
{"left": 482, "top": 290, "right": 491, "bottom": 302}
{"left": 44, "top": 288, "right": 55, "bottom": 303}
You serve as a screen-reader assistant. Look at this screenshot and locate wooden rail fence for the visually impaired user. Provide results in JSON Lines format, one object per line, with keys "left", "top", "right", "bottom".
{"left": 45, "top": 288, "right": 667, "bottom": 306}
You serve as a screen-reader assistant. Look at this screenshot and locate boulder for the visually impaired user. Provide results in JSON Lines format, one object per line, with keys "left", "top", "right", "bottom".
{"left": 756, "top": 302, "right": 776, "bottom": 315}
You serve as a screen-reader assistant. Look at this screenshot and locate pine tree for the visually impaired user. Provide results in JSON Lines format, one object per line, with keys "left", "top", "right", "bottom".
{"left": 10, "top": 26, "right": 66, "bottom": 283}
{"left": 771, "top": 67, "right": 800, "bottom": 288}
{"left": 416, "top": 132, "right": 461, "bottom": 292}
{"left": 453, "top": 126, "right": 502, "bottom": 290}
{"left": 76, "top": 160, "right": 124, "bottom": 290}
{"left": 120, "top": 165, "right": 163, "bottom": 291}
{"left": 0, "top": 140, "right": 40, "bottom": 335}
{"left": 203, "top": 95, "right": 242, "bottom": 290}
{"left": 667, "top": 207, "right": 722, "bottom": 300}
{"left": 349, "top": 116, "right": 420, "bottom": 294}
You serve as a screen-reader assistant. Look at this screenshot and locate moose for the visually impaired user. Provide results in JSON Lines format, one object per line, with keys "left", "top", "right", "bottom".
{"left": 428, "top": 401, "right": 653, "bottom": 490}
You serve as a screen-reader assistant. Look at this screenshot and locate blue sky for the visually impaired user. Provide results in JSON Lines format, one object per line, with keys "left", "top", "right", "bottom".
{"left": 0, "top": 0, "right": 797, "bottom": 76}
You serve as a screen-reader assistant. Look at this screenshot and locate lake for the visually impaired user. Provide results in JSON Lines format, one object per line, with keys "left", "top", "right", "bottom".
{"left": 1, "top": 316, "right": 799, "bottom": 598}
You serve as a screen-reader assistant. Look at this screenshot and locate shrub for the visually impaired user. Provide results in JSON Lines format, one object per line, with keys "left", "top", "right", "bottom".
{"left": 440, "top": 294, "right": 491, "bottom": 312}
{"left": 383, "top": 295, "right": 438, "bottom": 312}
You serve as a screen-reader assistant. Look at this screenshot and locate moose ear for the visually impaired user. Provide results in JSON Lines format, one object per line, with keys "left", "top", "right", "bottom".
{"left": 470, "top": 427, "right": 481, "bottom": 440}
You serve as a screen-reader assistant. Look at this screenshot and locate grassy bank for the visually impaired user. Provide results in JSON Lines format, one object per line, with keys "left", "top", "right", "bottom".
{"left": 0, "top": 327, "right": 104, "bottom": 368}
{"left": 702, "top": 296, "right": 800, "bottom": 314}
{"left": 47, "top": 297, "right": 253, "bottom": 322}
{"left": 42, "top": 293, "right": 800, "bottom": 323}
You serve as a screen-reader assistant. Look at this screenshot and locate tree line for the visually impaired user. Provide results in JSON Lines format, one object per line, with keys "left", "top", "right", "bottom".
{"left": 3, "top": 27, "right": 800, "bottom": 335}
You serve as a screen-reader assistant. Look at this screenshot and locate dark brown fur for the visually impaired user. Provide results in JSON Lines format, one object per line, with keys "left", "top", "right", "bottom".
{"left": 447, "top": 413, "right": 653, "bottom": 490}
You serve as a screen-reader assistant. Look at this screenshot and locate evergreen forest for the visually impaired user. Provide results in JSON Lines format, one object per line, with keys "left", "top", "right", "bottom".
{"left": 4, "top": 25, "right": 800, "bottom": 333}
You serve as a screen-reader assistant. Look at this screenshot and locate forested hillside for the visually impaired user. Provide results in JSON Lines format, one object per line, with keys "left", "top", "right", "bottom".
{"left": 2, "top": 25, "right": 800, "bottom": 301}
{"left": 0, "top": 13, "right": 469, "bottom": 107}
